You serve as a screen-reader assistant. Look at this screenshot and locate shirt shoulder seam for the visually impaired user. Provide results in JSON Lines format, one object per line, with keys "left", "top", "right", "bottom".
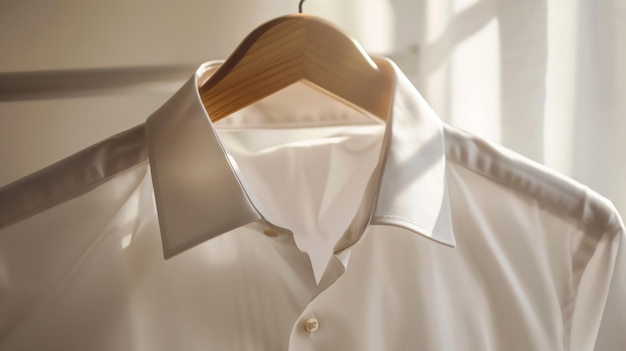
{"left": 0, "top": 124, "right": 148, "bottom": 230}
{"left": 443, "top": 125, "right": 622, "bottom": 237}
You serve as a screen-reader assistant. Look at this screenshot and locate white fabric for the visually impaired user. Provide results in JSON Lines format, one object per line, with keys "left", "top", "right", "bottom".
{"left": 0, "top": 60, "right": 624, "bottom": 350}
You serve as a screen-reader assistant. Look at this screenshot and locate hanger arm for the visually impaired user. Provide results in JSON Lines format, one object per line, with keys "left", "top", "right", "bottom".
{"left": 198, "top": 14, "right": 394, "bottom": 122}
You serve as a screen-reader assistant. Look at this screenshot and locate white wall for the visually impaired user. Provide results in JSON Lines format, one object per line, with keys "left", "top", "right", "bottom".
{"left": 0, "top": 0, "right": 282, "bottom": 185}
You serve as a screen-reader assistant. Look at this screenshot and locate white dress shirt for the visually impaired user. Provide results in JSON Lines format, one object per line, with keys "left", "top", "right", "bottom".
{"left": 0, "top": 59, "right": 624, "bottom": 351}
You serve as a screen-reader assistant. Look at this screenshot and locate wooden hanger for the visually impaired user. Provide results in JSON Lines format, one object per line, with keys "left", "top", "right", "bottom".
{"left": 198, "top": 13, "right": 395, "bottom": 123}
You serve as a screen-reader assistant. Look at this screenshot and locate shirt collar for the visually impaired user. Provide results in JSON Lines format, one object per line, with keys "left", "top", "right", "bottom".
{"left": 145, "top": 59, "right": 456, "bottom": 259}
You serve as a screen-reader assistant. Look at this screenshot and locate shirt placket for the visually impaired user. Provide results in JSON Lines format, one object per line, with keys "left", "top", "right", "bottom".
{"left": 287, "top": 250, "right": 350, "bottom": 351}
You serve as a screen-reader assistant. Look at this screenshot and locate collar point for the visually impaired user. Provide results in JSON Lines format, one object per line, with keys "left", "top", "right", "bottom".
{"left": 372, "top": 215, "right": 457, "bottom": 248}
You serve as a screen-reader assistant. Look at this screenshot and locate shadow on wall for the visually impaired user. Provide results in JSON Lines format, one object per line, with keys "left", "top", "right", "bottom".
{"left": 384, "top": 0, "right": 625, "bottom": 216}
{"left": 388, "top": 0, "right": 547, "bottom": 164}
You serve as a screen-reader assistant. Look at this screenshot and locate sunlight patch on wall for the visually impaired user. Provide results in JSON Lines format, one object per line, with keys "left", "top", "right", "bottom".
{"left": 450, "top": 17, "right": 501, "bottom": 144}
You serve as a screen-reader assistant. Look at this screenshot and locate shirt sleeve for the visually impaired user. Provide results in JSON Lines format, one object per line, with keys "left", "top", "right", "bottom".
{"left": 569, "top": 219, "right": 625, "bottom": 351}
{"left": 593, "top": 227, "right": 626, "bottom": 350}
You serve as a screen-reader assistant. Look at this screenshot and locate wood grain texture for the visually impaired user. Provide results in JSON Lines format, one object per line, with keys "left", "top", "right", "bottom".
{"left": 199, "top": 14, "right": 394, "bottom": 122}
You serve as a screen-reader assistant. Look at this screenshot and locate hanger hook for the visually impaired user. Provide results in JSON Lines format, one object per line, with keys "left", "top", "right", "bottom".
{"left": 299, "top": 0, "right": 305, "bottom": 13}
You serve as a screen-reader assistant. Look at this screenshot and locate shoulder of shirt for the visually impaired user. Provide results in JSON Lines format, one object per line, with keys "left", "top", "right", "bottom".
{"left": 443, "top": 124, "right": 624, "bottom": 237}
{"left": 1, "top": 122, "right": 623, "bottom": 237}
{"left": 0, "top": 124, "right": 148, "bottom": 231}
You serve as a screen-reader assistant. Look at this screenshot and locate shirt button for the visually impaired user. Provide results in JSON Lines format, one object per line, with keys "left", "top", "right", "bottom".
{"left": 304, "top": 317, "right": 320, "bottom": 333}
{"left": 263, "top": 228, "right": 279, "bottom": 237}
